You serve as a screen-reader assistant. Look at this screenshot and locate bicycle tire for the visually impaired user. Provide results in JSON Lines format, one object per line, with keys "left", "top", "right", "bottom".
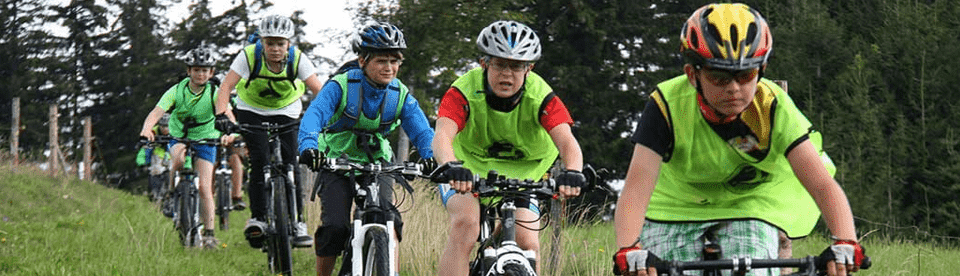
{"left": 215, "top": 173, "right": 231, "bottom": 231}
{"left": 178, "top": 176, "right": 199, "bottom": 247}
{"left": 361, "top": 227, "right": 390, "bottom": 276}
{"left": 500, "top": 263, "right": 533, "bottom": 276}
{"left": 266, "top": 175, "right": 293, "bottom": 275}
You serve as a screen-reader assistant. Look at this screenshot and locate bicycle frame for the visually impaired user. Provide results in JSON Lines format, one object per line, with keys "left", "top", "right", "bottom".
{"left": 214, "top": 140, "right": 244, "bottom": 231}
{"left": 144, "top": 136, "right": 219, "bottom": 248}
{"left": 235, "top": 121, "right": 300, "bottom": 275}
{"left": 456, "top": 171, "right": 555, "bottom": 276}
{"left": 321, "top": 158, "right": 422, "bottom": 276}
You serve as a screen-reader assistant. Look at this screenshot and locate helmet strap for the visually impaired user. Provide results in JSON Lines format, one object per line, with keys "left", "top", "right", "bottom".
{"left": 693, "top": 75, "right": 738, "bottom": 124}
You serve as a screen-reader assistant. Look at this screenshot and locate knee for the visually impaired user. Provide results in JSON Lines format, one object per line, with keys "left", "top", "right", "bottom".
{"left": 448, "top": 214, "right": 479, "bottom": 245}
{"left": 314, "top": 224, "right": 350, "bottom": 257}
{"left": 516, "top": 229, "right": 540, "bottom": 252}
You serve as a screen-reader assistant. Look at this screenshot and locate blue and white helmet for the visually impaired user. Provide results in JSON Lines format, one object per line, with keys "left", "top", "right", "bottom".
{"left": 476, "top": 20, "right": 542, "bottom": 61}
{"left": 353, "top": 21, "right": 407, "bottom": 53}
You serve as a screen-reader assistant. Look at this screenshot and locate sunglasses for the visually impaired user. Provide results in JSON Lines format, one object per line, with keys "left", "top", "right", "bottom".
{"left": 700, "top": 67, "right": 759, "bottom": 86}
{"left": 489, "top": 60, "right": 531, "bottom": 73}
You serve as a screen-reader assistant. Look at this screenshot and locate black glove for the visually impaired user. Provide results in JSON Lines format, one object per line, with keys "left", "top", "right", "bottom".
{"left": 299, "top": 149, "right": 324, "bottom": 171}
{"left": 417, "top": 157, "right": 438, "bottom": 176}
{"left": 556, "top": 170, "right": 586, "bottom": 188}
{"left": 431, "top": 161, "right": 473, "bottom": 183}
{"left": 214, "top": 113, "right": 235, "bottom": 133}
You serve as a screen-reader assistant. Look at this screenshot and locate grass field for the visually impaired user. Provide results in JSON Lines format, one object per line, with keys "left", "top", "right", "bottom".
{"left": 1, "top": 163, "right": 957, "bottom": 275}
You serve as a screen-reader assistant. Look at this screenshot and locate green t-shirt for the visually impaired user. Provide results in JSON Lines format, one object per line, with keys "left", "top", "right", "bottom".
{"left": 156, "top": 78, "right": 221, "bottom": 140}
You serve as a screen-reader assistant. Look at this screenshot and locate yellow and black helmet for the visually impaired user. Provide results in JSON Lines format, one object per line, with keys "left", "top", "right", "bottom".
{"left": 680, "top": 3, "right": 772, "bottom": 70}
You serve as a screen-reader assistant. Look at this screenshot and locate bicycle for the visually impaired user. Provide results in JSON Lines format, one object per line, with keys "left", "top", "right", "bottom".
{"left": 430, "top": 168, "right": 560, "bottom": 276}
{"left": 232, "top": 121, "right": 303, "bottom": 275}
{"left": 314, "top": 156, "right": 422, "bottom": 276}
{"left": 214, "top": 140, "right": 245, "bottom": 231}
{"left": 138, "top": 138, "right": 170, "bottom": 203}
{"left": 140, "top": 136, "right": 219, "bottom": 247}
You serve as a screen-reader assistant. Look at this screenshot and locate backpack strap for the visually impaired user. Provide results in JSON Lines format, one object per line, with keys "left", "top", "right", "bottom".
{"left": 325, "top": 70, "right": 406, "bottom": 135}
{"left": 324, "top": 72, "right": 364, "bottom": 132}
{"left": 245, "top": 42, "right": 299, "bottom": 88}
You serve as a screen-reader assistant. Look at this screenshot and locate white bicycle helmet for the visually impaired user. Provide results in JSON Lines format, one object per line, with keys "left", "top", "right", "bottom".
{"left": 184, "top": 48, "right": 216, "bottom": 67}
{"left": 476, "top": 20, "right": 541, "bottom": 62}
{"left": 259, "top": 15, "right": 295, "bottom": 39}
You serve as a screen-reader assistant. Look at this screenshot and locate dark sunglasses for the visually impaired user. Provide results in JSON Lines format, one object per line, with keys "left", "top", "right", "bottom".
{"left": 700, "top": 67, "right": 759, "bottom": 86}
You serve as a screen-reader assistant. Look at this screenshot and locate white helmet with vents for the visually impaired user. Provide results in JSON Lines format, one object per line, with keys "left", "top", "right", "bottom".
{"left": 476, "top": 20, "right": 542, "bottom": 61}
{"left": 259, "top": 15, "right": 295, "bottom": 39}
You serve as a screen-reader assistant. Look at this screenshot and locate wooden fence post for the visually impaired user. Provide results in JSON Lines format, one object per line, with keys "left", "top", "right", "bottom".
{"left": 48, "top": 105, "right": 59, "bottom": 175}
{"left": 83, "top": 116, "right": 93, "bottom": 180}
{"left": 11, "top": 97, "right": 19, "bottom": 166}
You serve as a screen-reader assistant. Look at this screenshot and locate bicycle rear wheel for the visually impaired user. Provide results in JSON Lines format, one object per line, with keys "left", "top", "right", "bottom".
{"left": 266, "top": 175, "right": 293, "bottom": 275}
{"left": 361, "top": 227, "right": 390, "bottom": 276}
{"left": 215, "top": 173, "right": 231, "bottom": 231}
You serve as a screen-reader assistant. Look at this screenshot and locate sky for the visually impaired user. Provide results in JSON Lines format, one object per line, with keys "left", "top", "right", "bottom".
{"left": 167, "top": 0, "right": 355, "bottom": 57}
{"left": 45, "top": 0, "right": 361, "bottom": 73}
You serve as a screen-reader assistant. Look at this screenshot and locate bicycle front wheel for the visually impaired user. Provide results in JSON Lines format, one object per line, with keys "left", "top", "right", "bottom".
{"left": 362, "top": 227, "right": 390, "bottom": 276}
{"left": 177, "top": 177, "right": 195, "bottom": 247}
{"left": 215, "top": 173, "right": 231, "bottom": 231}
{"left": 266, "top": 175, "right": 293, "bottom": 275}
{"left": 500, "top": 263, "right": 533, "bottom": 276}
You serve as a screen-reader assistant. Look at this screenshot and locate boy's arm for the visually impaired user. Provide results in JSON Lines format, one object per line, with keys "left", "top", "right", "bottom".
{"left": 215, "top": 71, "right": 241, "bottom": 115}
{"left": 615, "top": 144, "right": 662, "bottom": 249}
{"left": 139, "top": 107, "right": 167, "bottom": 140}
{"left": 547, "top": 123, "right": 582, "bottom": 171}
{"left": 399, "top": 94, "right": 435, "bottom": 159}
{"left": 432, "top": 118, "right": 459, "bottom": 165}
{"left": 788, "top": 139, "right": 858, "bottom": 241}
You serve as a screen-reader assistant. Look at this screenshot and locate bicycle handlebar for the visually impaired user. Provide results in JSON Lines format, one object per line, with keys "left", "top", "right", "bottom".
{"left": 231, "top": 120, "right": 300, "bottom": 136}
{"left": 321, "top": 157, "right": 424, "bottom": 178}
{"left": 648, "top": 255, "right": 872, "bottom": 276}
{"left": 428, "top": 169, "right": 557, "bottom": 200}
{"left": 138, "top": 136, "right": 220, "bottom": 148}
{"left": 475, "top": 173, "right": 556, "bottom": 200}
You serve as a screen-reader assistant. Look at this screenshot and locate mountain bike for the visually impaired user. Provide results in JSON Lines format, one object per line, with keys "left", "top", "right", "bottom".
{"left": 313, "top": 156, "right": 422, "bottom": 276}
{"left": 138, "top": 137, "right": 170, "bottom": 203}
{"left": 214, "top": 140, "right": 245, "bottom": 231}
{"left": 430, "top": 169, "right": 559, "bottom": 276}
{"left": 233, "top": 121, "right": 302, "bottom": 275}
{"left": 142, "top": 136, "right": 219, "bottom": 247}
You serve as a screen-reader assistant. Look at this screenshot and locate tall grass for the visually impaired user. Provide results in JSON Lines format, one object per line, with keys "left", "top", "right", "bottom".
{"left": 2, "top": 163, "right": 959, "bottom": 275}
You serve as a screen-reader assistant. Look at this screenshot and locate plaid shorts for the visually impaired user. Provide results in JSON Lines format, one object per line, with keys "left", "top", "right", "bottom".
{"left": 640, "top": 220, "right": 780, "bottom": 276}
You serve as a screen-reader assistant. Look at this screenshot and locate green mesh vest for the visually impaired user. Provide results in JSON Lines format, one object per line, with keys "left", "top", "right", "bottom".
{"left": 451, "top": 68, "right": 558, "bottom": 180}
{"left": 168, "top": 78, "right": 220, "bottom": 140}
{"left": 647, "top": 75, "right": 835, "bottom": 238}
{"left": 236, "top": 44, "right": 306, "bottom": 109}
{"left": 318, "top": 71, "right": 407, "bottom": 163}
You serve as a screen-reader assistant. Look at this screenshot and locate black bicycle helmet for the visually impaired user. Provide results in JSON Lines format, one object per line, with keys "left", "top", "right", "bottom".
{"left": 184, "top": 48, "right": 216, "bottom": 67}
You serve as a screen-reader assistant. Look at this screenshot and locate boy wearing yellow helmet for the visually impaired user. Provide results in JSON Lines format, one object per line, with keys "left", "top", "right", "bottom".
{"left": 612, "top": 3, "right": 866, "bottom": 276}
